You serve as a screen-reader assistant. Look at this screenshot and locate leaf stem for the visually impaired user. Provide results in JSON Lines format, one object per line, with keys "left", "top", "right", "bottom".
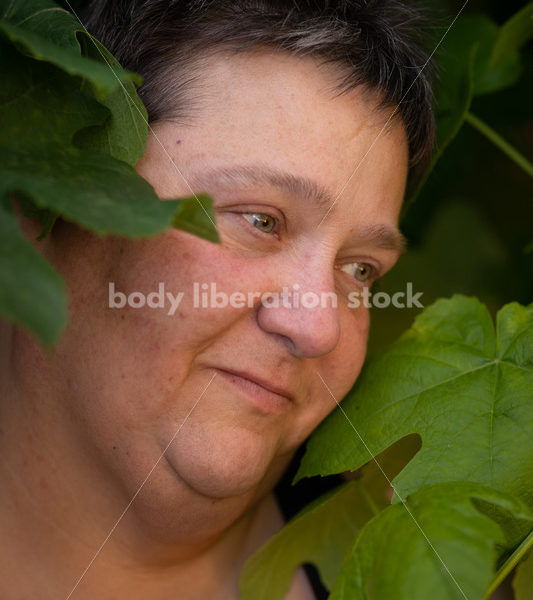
{"left": 484, "top": 527, "right": 533, "bottom": 598}
{"left": 465, "top": 112, "right": 533, "bottom": 178}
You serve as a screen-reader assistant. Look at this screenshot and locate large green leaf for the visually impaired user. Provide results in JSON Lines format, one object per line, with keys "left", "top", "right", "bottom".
{"left": 489, "top": 3, "right": 533, "bottom": 73}
{"left": 0, "top": 5, "right": 219, "bottom": 343}
{"left": 240, "top": 437, "right": 420, "bottom": 600}
{"left": 0, "top": 41, "right": 109, "bottom": 150}
{"left": 74, "top": 36, "right": 148, "bottom": 165}
{"left": 0, "top": 0, "right": 138, "bottom": 96}
{"left": 0, "top": 194, "right": 66, "bottom": 345}
{"left": 239, "top": 481, "right": 366, "bottom": 600}
{"left": 405, "top": 43, "right": 475, "bottom": 208}
{"left": 329, "top": 483, "right": 532, "bottom": 600}
{"left": 0, "top": 146, "right": 184, "bottom": 237}
{"left": 298, "top": 296, "right": 533, "bottom": 509}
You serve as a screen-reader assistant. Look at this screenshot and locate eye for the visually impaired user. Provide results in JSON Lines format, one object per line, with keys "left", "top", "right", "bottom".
{"left": 242, "top": 213, "right": 277, "bottom": 234}
{"left": 340, "top": 261, "right": 374, "bottom": 283}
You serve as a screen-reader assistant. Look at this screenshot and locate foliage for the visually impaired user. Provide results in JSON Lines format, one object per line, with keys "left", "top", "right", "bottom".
{"left": 1, "top": 0, "right": 532, "bottom": 599}
{"left": 241, "top": 297, "right": 533, "bottom": 599}
{"left": 298, "top": 296, "right": 533, "bottom": 507}
{"left": 242, "top": 3, "right": 533, "bottom": 600}
{"left": 0, "top": 0, "right": 218, "bottom": 345}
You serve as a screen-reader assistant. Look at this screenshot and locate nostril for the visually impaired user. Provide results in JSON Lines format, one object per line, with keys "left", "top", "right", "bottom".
{"left": 255, "top": 293, "right": 341, "bottom": 359}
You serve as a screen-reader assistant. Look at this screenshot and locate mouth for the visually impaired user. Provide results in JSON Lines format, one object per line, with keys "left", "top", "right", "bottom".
{"left": 215, "top": 368, "right": 293, "bottom": 415}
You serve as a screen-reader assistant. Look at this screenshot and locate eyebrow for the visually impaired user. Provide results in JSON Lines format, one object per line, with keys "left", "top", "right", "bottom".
{"left": 354, "top": 224, "right": 408, "bottom": 255}
{"left": 190, "top": 164, "right": 407, "bottom": 254}
{"left": 190, "top": 164, "right": 334, "bottom": 211}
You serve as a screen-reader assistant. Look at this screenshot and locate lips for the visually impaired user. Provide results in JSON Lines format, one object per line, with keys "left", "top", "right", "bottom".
{"left": 219, "top": 368, "right": 293, "bottom": 402}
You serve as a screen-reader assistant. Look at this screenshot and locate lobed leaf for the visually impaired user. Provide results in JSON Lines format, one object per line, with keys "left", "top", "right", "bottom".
{"left": 298, "top": 296, "right": 533, "bottom": 510}
{"left": 239, "top": 481, "right": 366, "bottom": 600}
{"left": 0, "top": 0, "right": 138, "bottom": 97}
{"left": 0, "top": 194, "right": 66, "bottom": 345}
{"left": 329, "top": 483, "right": 533, "bottom": 600}
{"left": 240, "top": 436, "right": 420, "bottom": 600}
{"left": 74, "top": 36, "right": 148, "bottom": 165}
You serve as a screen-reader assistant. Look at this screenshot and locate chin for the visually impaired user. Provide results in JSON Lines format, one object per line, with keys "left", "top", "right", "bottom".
{"left": 166, "top": 423, "right": 279, "bottom": 499}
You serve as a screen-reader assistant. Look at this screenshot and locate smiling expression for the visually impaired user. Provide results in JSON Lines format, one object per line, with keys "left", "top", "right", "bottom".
{"left": 50, "top": 50, "right": 408, "bottom": 516}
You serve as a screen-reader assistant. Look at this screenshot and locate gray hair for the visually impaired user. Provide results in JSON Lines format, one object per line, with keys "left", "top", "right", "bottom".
{"left": 82, "top": 0, "right": 435, "bottom": 170}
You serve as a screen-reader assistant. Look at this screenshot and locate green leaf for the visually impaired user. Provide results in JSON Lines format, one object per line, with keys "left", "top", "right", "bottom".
{"left": 74, "top": 35, "right": 148, "bottom": 165}
{"left": 239, "top": 482, "right": 367, "bottom": 600}
{"left": 298, "top": 296, "right": 533, "bottom": 509}
{"left": 405, "top": 43, "right": 475, "bottom": 208}
{"left": 1, "top": 145, "right": 189, "bottom": 237}
{"left": 2, "top": 0, "right": 82, "bottom": 51}
{"left": 329, "top": 483, "right": 533, "bottom": 600}
{"left": 490, "top": 3, "right": 533, "bottom": 69}
{"left": 0, "top": 194, "right": 66, "bottom": 345}
{"left": 406, "top": 6, "right": 530, "bottom": 206}
{"left": 0, "top": 22, "right": 218, "bottom": 343}
{"left": 513, "top": 543, "right": 533, "bottom": 600}
{"left": 240, "top": 436, "right": 421, "bottom": 600}
{"left": 172, "top": 194, "right": 220, "bottom": 244}
{"left": 0, "top": 0, "right": 138, "bottom": 97}
{"left": 0, "top": 41, "right": 110, "bottom": 151}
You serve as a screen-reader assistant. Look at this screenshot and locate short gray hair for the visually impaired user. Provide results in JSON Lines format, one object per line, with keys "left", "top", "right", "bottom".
{"left": 82, "top": 0, "right": 435, "bottom": 170}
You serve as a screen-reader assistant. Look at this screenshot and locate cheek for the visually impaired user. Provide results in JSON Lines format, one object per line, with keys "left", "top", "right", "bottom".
{"left": 327, "top": 303, "right": 370, "bottom": 394}
{"left": 280, "top": 304, "right": 369, "bottom": 451}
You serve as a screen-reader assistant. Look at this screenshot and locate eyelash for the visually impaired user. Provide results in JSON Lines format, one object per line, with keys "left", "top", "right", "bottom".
{"left": 336, "top": 261, "right": 380, "bottom": 286}
{"left": 240, "top": 211, "right": 381, "bottom": 285}
{"left": 239, "top": 211, "right": 282, "bottom": 239}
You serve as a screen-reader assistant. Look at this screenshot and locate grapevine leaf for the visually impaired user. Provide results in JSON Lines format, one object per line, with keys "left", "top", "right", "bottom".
{"left": 0, "top": 194, "right": 66, "bottom": 345}
{"left": 329, "top": 483, "right": 533, "bottom": 600}
{"left": 172, "top": 195, "right": 220, "bottom": 244}
{"left": 405, "top": 42, "right": 475, "bottom": 208}
{"left": 0, "top": 24, "right": 219, "bottom": 343}
{"left": 0, "top": 0, "right": 137, "bottom": 97}
{"left": 239, "top": 482, "right": 370, "bottom": 600}
{"left": 438, "top": 14, "right": 523, "bottom": 98}
{"left": 240, "top": 437, "right": 420, "bottom": 600}
{"left": 0, "top": 41, "right": 110, "bottom": 151}
{"left": 490, "top": 3, "right": 533, "bottom": 70}
{"left": 74, "top": 36, "right": 148, "bottom": 165}
{"left": 297, "top": 296, "right": 533, "bottom": 510}
{"left": 0, "top": 146, "right": 182, "bottom": 236}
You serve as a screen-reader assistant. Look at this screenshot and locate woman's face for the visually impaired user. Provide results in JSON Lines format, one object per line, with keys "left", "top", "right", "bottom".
{"left": 50, "top": 52, "right": 408, "bottom": 515}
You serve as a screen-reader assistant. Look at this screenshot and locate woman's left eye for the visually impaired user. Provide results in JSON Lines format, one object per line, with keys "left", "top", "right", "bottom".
{"left": 242, "top": 213, "right": 277, "bottom": 233}
{"left": 339, "top": 261, "right": 374, "bottom": 283}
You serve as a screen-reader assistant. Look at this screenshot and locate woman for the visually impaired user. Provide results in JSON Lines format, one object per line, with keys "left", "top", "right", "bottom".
{"left": 0, "top": 1, "right": 434, "bottom": 597}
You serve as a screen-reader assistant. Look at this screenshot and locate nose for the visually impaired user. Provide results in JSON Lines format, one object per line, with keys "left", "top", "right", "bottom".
{"left": 255, "top": 253, "right": 341, "bottom": 358}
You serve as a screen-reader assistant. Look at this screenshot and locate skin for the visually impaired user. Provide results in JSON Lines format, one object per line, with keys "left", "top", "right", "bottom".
{"left": 0, "top": 51, "right": 408, "bottom": 599}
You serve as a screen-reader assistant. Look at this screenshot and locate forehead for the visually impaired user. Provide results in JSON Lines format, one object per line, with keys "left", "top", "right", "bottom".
{"left": 145, "top": 50, "right": 409, "bottom": 223}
